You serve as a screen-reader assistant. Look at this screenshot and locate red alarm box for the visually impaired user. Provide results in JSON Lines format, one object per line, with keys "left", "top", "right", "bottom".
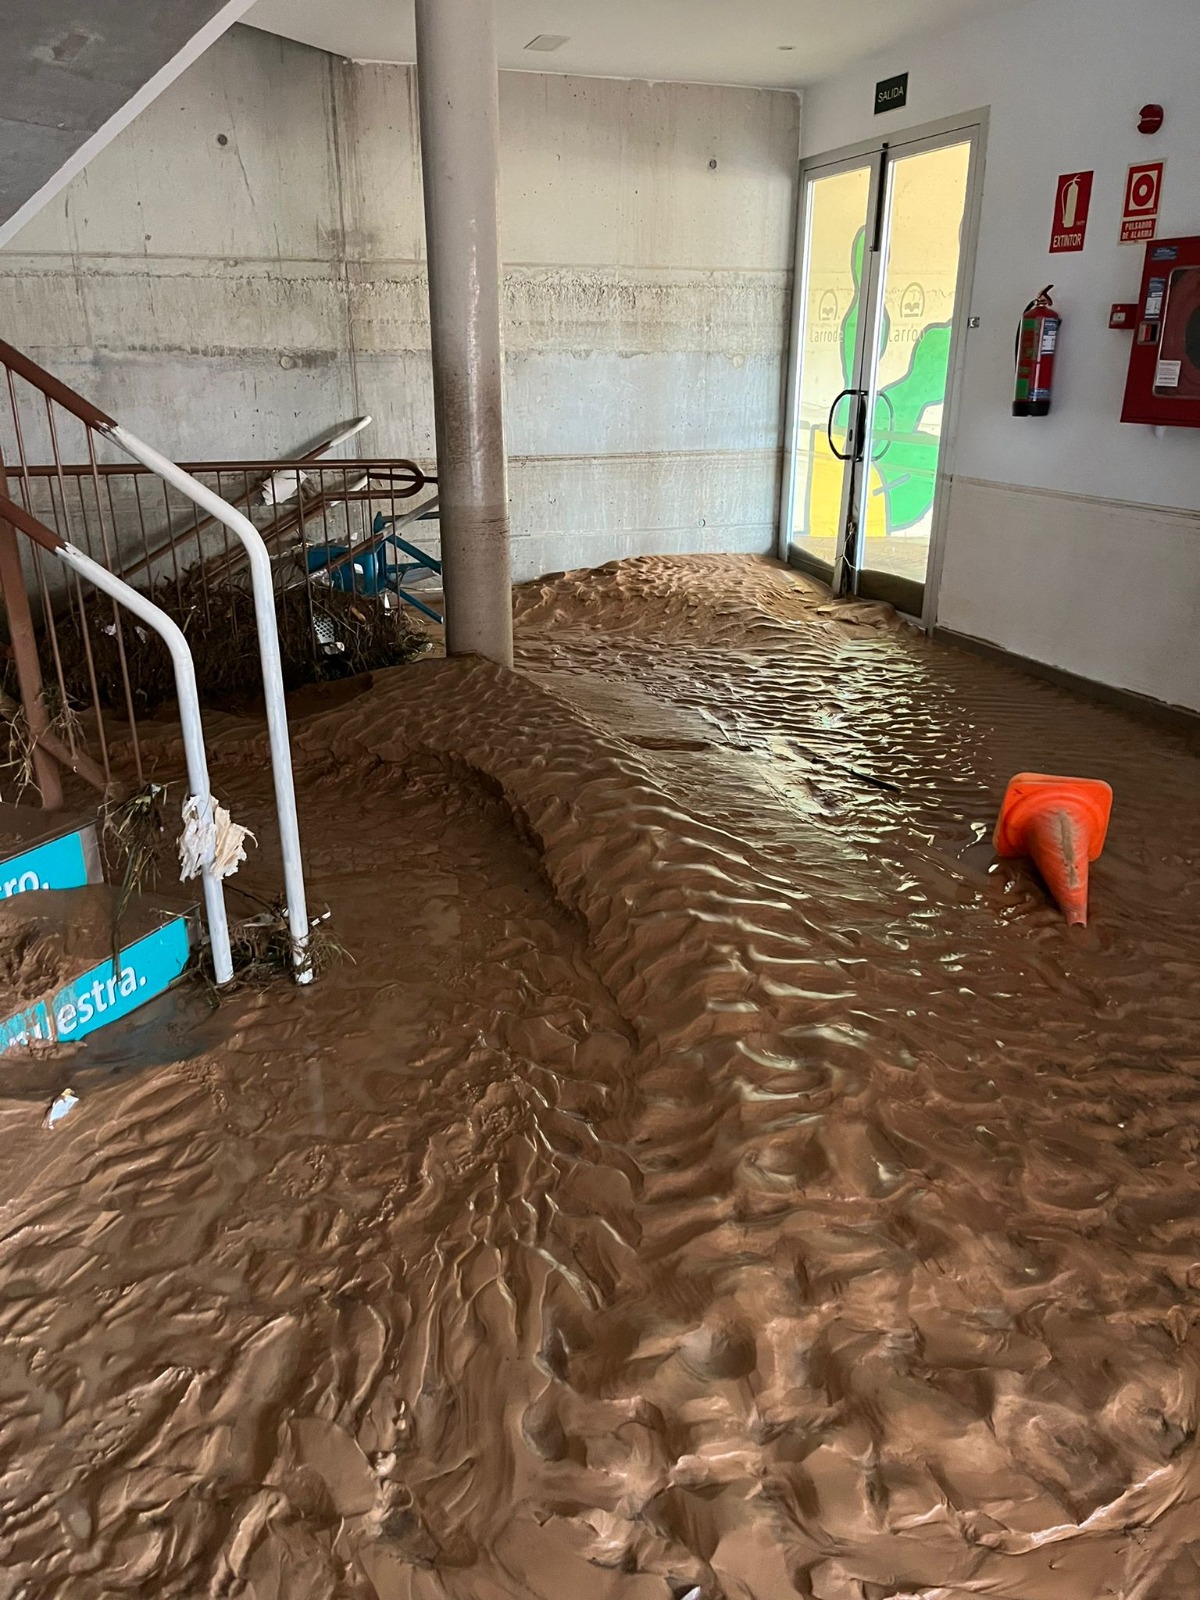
{"left": 1121, "top": 235, "right": 1200, "bottom": 428}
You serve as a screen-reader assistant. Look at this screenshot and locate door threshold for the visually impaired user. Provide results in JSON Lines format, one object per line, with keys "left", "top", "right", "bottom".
{"left": 786, "top": 545, "right": 835, "bottom": 586}
{"left": 787, "top": 547, "right": 927, "bottom": 627}
{"left": 857, "top": 570, "right": 925, "bottom": 616}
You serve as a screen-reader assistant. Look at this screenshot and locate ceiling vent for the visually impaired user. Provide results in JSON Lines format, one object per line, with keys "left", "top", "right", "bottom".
{"left": 524, "top": 34, "right": 570, "bottom": 51}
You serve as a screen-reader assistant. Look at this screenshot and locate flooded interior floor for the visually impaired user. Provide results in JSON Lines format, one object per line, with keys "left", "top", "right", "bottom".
{"left": 3, "top": 554, "right": 1200, "bottom": 1599}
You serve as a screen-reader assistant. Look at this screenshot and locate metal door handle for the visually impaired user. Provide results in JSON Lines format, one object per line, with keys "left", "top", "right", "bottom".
{"left": 827, "top": 388, "right": 865, "bottom": 461}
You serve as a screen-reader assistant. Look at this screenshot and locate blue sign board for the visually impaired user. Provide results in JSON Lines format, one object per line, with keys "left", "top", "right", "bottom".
{"left": 0, "top": 1000, "right": 52, "bottom": 1052}
{"left": 0, "top": 915, "right": 192, "bottom": 1052}
{"left": 0, "top": 827, "right": 98, "bottom": 902}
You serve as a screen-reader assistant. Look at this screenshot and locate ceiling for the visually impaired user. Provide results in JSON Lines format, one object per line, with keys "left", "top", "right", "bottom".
{"left": 245, "top": 0, "right": 1010, "bottom": 90}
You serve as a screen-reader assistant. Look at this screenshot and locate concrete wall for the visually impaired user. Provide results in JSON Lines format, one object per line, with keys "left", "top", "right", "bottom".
{"left": 801, "top": 0, "right": 1200, "bottom": 711}
{"left": 0, "top": 25, "right": 800, "bottom": 581}
{"left": 0, "top": 0, "right": 255, "bottom": 243}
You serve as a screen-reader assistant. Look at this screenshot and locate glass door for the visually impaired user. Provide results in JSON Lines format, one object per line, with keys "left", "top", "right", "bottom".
{"left": 854, "top": 137, "right": 973, "bottom": 615}
{"left": 782, "top": 151, "right": 883, "bottom": 587}
{"left": 781, "top": 121, "right": 981, "bottom": 621}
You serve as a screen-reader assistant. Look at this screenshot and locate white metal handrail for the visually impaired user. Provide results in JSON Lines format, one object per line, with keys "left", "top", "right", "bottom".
{"left": 102, "top": 424, "right": 313, "bottom": 984}
{"left": 0, "top": 337, "right": 315, "bottom": 985}
{"left": 0, "top": 492, "right": 234, "bottom": 985}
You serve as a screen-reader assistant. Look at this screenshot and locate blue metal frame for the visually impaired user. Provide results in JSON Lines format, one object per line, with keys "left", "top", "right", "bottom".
{"left": 306, "top": 510, "right": 443, "bottom": 623}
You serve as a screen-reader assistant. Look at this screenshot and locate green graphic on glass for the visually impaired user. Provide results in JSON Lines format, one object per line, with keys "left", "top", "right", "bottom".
{"left": 833, "top": 227, "right": 952, "bottom": 535}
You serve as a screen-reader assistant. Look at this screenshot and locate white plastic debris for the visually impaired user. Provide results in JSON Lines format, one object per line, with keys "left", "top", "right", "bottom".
{"left": 44, "top": 1088, "right": 79, "bottom": 1129}
{"left": 260, "top": 468, "right": 310, "bottom": 506}
{"left": 178, "top": 795, "right": 256, "bottom": 883}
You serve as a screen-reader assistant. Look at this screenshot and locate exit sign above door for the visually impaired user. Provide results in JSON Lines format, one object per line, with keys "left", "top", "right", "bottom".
{"left": 875, "top": 72, "right": 909, "bottom": 114}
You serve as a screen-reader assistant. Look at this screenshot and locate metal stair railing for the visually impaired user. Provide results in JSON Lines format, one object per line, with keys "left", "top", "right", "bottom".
{"left": 115, "top": 415, "right": 373, "bottom": 585}
{"left": 0, "top": 338, "right": 313, "bottom": 983}
{"left": 0, "top": 490, "right": 235, "bottom": 985}
{"left": 104, "top": 428, "right": 312, "bottom": 983}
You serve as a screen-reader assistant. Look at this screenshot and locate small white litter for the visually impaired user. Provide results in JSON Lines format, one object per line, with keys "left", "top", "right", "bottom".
{"left": 260, "top": 467, "right": 310, "bottom": 506}
{"left": 178, "top": 795, "right": 256, "bottom": 883}
{"left": 44, "top": 1088, "right": 79, "bottom": 1129}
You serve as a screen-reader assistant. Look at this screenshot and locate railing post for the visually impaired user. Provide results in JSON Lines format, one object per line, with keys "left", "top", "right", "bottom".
{"left": 57, "top": 544, "right": 235, "bottom": 985}
{"left": 104, "top": 426, "right": 312, "bottom": 983}
{"left": 0, "top": 449, "right": 62, "bottom": 809}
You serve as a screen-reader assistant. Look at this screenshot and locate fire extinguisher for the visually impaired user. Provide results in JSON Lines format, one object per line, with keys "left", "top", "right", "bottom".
{"left": 1013, "top": 286, "right": 1060, "bottom": 417}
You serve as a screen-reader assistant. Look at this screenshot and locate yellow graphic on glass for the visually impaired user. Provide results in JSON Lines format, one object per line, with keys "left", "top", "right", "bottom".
{"left": 790, "top": 164, "right": 875, "bottom": 569}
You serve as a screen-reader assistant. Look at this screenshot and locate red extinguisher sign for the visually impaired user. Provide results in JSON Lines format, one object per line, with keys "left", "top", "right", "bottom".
{"left": 1050, "top": 172, "right": 1093, "bottom": 253}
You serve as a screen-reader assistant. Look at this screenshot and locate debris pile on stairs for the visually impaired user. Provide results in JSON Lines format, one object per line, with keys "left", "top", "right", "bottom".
{"left": 38, "top": 574, "right": 430, "bottom": 714}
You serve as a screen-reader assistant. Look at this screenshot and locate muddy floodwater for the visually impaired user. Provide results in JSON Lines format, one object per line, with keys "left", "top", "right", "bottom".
{"left": 3, "top": 554, "right": 1200, "bottom": 1600}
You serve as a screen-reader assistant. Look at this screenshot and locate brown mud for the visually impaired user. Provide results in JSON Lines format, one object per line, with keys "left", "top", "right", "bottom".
{"left": 2, "top": 554, "right": 1200, "bottom": 1599}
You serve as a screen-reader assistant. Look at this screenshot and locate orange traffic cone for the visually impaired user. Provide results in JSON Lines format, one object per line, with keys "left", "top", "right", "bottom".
{"left": 993, "top": 773, "right": 1113, "bottom": 926}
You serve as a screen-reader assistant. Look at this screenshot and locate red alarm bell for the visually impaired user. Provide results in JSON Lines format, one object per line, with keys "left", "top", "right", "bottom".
{"left": 1138, "top": 104, "right": 1164, "bottom": 135}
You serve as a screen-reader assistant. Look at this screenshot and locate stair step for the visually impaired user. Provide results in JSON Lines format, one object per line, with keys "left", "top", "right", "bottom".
{"left": 0, "top": 888, "right": 195, "bottom": 1053}
{"left": 0, "top": 805, "right": 103, "bottom": 901}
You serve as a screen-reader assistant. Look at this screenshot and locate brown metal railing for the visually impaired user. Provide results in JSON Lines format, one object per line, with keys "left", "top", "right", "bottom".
{"left": 0, "top": 338, "right": 439, "bottom": 811}
{"left": 0, "top": 485, "right": 238, "bottom": 979}
{"left": 0, "top": 337, "right": 126, "bottom": 807}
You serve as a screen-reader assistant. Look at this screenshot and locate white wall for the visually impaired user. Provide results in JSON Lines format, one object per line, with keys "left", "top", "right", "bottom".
{"left": 802, "top": 0, "right": 1200, "bottom": 710}
{"left": 0, "top": 26, "right": 800, "bottom": 581}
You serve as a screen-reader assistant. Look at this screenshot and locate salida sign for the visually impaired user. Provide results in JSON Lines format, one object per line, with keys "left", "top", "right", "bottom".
{"left": 1049, "top": 171, "right": 1093, "bottom": 253}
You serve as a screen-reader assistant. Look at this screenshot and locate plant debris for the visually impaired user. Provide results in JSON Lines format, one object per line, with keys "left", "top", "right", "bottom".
{"left": 42, "top": 573, "right": 429, "bottom": 714}
{"left": 0, "top": 685, "right": 85, "bottom": 805}
{"left": 100, "top": 784, "right": 170, "bottom": 960}
{"left": 201, "top": 895, "right": 351, "bottom": 993}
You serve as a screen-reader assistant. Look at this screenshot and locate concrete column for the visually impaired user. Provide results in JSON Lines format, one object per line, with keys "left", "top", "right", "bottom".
{"left": 415, "top": 0, "right": 513, "bottom": 668}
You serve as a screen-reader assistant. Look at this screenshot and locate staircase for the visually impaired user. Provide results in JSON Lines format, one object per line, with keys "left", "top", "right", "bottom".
{"left": 0, "top": 340, "right": 317, "bottom": 999}
{"left": 0, "top": 808, "right": 194, "bottom": 1052}
{"left": 0, "top": 334, "right": 443, "bottom": 1037}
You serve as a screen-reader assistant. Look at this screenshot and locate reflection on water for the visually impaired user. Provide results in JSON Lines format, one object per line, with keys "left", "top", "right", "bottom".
{"left": 73, "top": 984, "right": 217, "bottom": 1075}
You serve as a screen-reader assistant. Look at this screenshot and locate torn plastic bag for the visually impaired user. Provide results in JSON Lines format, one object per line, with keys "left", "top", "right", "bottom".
{"left": 178, "top": 795, "right": 256, "bottom": 882}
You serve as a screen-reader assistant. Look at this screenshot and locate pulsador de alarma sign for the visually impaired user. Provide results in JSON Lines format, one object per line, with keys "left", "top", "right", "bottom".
{"left": 1120, "top": 161, "right": 1164, "bottom": 244}
{"left": 1050, "top": 171, "right": 1094, "bottom": 253}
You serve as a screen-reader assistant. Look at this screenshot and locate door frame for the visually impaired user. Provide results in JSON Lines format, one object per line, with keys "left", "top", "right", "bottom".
{"left": 778, "top": 108, "right": 990, "bottom": 630}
